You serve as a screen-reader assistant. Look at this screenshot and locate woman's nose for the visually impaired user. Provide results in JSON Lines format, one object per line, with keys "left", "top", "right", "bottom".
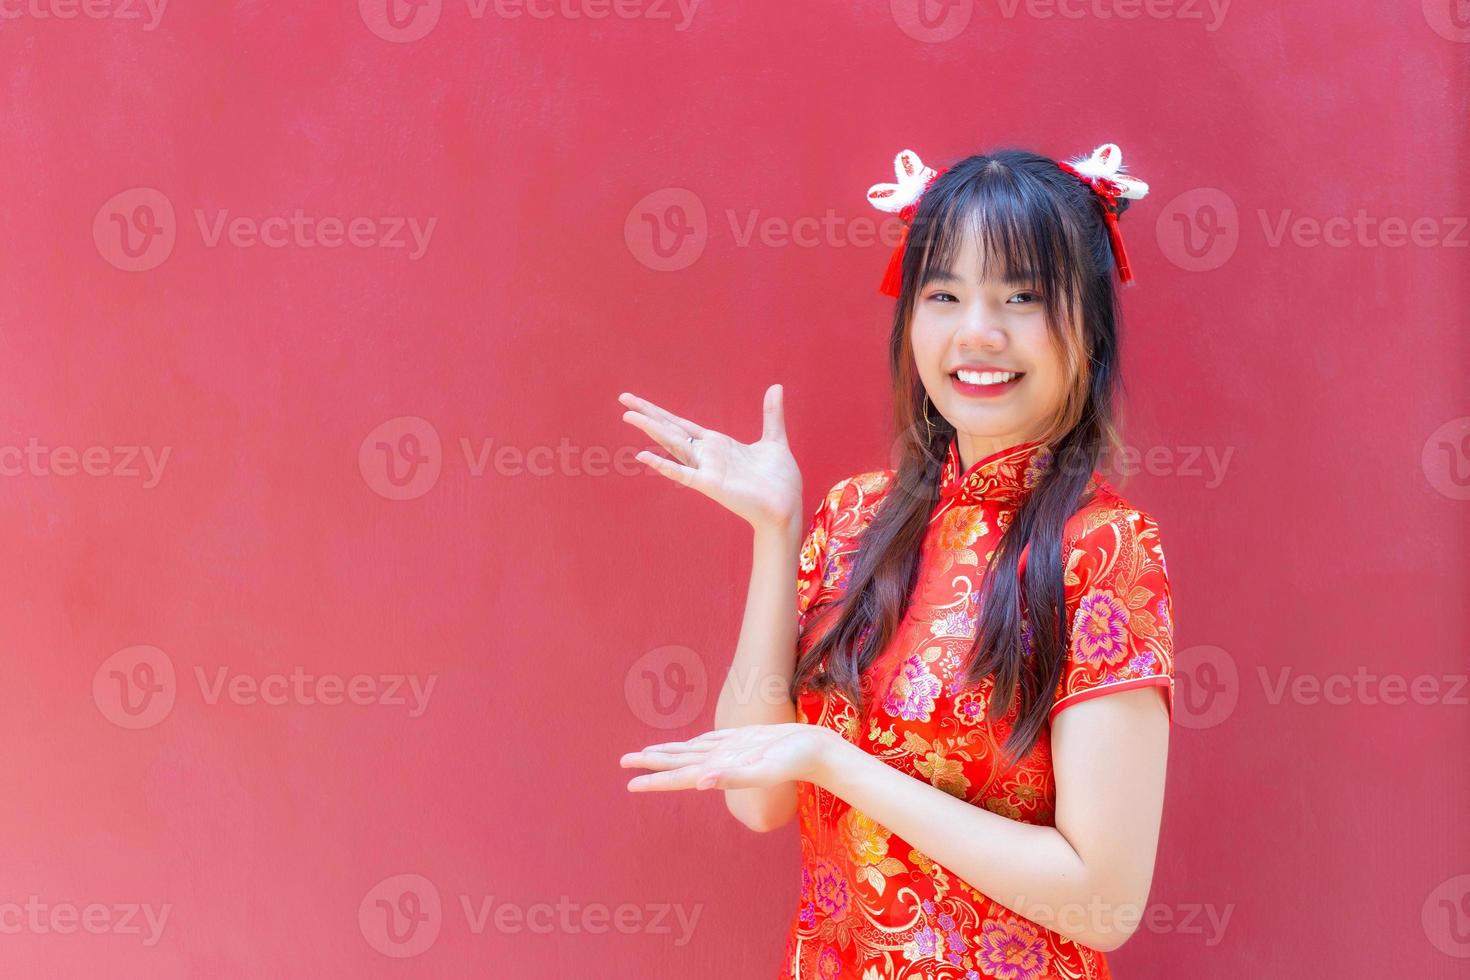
{"left": 955, "top": 305, "right": 1008, "bottom": 348}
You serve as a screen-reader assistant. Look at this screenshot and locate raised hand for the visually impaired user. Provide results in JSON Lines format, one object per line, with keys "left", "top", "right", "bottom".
{"left": 618, "top": 383, "right": 802, "bottom": 531}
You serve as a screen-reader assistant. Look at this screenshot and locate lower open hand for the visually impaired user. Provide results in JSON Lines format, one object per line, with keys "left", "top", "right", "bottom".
{"left": 619, "top": 723, "right": 838, "bottom": 792}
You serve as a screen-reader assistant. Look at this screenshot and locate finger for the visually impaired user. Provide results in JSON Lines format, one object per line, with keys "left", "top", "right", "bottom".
{"left": 621, "top": 409, "right": 700, "bottom": 463}
{"left": 693, "top": 760, "right": 773, "bottom": 791}
{"left": 761, "top": 383, "right": 787, "bottom": 444}
{"left": 626, "top": 764, "right": 707, "bottom": 792}
{"left": 619, "top": 747, "right": 709, "bottom": 769}
{"left": 624, "top": 731, "right": 729, "bottom": 761}
{"left": 633, "top": 448, "right": 703, "bottom": 491}
{"left": 619, "top": 729, "right": 736, "bottom": 768}
{"left": 632, "top": 736, "right": 718, "bottom": 753}
{"left": 618, "top": 392, "right": 707, "bottom": 441}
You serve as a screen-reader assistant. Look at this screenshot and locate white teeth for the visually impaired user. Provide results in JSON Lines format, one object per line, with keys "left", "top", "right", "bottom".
{"left": 955, "top": 369, "right": 1021, "bottom": 386}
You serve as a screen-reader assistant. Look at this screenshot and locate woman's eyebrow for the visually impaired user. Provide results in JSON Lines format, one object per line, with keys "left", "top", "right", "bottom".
{"left": 923, "top": 268, "right": 1039, "bottom": 286}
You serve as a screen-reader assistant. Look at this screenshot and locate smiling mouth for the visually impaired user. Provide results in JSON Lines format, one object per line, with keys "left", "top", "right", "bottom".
{"left": 951, "top": 369, "right": 1025, "bottom": 387}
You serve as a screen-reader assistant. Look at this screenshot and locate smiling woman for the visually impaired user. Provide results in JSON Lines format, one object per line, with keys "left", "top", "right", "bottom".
{"left": 620, "top": 142, "right": 1173, "bottom": 980}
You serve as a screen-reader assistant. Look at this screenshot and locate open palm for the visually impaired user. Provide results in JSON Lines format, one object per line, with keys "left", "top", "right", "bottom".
{"left": 620, "top": 723, "right": 834, "bottom": 792}
{"left": 618, "top": 383, "right": 802, "bottom": 530}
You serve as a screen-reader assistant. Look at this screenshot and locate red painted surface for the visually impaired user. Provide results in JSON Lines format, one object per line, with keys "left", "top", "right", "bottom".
{"left": 1, "top": 2, "right": 1465, "bottom": 977}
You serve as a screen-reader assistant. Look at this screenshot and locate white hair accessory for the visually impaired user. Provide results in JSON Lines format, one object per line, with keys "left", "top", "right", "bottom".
{"left": 864, "top": 142, "right": 1150, "bottom": 295}
{"left": 865, "top": 149, "right": 942, "bottom": 215}
{"left": 1060, "top": 143, "right": 1149, "bottom": 200}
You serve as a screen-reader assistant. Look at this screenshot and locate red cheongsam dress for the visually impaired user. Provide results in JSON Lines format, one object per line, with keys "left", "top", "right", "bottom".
{"left": 780, "top": 433, "right": 1175, "bottom": 980}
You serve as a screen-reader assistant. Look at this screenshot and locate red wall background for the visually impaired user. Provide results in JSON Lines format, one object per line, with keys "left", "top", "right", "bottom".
{"left": 1, "top": 1, "right": 1466, "bottom": 977}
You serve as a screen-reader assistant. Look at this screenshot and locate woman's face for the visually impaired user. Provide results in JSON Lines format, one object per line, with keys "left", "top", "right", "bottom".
{"left": 910, "top": 231, "right": 1070, "bottom": 465}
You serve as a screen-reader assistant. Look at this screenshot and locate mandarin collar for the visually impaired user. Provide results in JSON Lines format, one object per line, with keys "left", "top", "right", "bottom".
{"left": 937, "top": 433, "right": 1054, "bottom": 507}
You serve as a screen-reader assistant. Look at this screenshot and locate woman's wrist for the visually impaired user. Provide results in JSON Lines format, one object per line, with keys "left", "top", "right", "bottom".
{"left": 751, "top": 506, "right": 804, "bottom": 540}
{"left": 808, "top": 726, "right": 859, "bottom": 789}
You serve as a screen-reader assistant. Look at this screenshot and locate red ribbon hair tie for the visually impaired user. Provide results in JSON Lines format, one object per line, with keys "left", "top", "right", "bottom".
{"left": 865, "top": 143, "right": 1150, "bottom": 296}
{"left": 865, "top": 150, "right": 947, "bottom": 298}
{"left": 1054, "top": 142, "right": 1150, "bottom": 285}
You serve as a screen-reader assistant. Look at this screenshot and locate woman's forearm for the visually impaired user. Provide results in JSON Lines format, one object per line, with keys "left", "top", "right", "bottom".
{"left": 811, "top": 733, "right": 1136, "bottom": 951}
{"left": 713, "top": 513, "right": 805, "bottom": 831}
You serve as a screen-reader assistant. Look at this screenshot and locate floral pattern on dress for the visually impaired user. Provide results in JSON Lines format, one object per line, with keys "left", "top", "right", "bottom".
{"left": 781, "top": 434, "right": 1175, "bottom": 980}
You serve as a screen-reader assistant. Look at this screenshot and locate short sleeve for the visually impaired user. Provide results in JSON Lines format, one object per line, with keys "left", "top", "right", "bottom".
{"left": 1051, "top": 508, "right": 1175, "bottom": 723}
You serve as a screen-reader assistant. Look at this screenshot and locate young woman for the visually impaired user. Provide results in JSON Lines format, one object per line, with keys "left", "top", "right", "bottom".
{"left": 618, "top": 145, "right": 1174, "bottom": 980}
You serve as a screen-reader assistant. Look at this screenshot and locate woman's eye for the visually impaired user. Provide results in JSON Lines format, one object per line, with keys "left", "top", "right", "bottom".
{"left": 927, "top": 292, "right": 958, "bottom": 303}
{"left": 1009, "top": 291, "right": 1041, "bottom": 304}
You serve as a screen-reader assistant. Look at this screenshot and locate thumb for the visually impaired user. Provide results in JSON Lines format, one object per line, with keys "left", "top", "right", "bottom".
{"left": 761, "top": 383, "right": 787, "bottom": 444}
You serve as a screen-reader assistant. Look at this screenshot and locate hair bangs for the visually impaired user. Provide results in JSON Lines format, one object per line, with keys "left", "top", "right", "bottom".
{"left": 909, "top": 168, "right": 1083, "bottom": 335}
